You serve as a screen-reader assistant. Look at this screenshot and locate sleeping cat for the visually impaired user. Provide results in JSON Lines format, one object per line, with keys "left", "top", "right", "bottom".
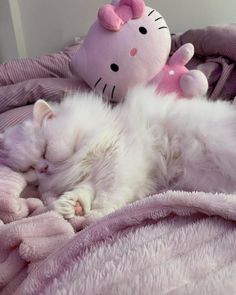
{"left": 2, "top": 85, "right": 236, "bottom": 224}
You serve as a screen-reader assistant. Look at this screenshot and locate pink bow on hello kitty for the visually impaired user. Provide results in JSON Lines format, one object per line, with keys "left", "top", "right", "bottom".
{"left": 98, "top": 0, "right": 145, "bottom": 31}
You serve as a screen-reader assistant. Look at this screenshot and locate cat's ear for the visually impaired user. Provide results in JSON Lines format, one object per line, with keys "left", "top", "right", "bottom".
{"left": 33, "top": 100, "right": 55, "bottom": 127}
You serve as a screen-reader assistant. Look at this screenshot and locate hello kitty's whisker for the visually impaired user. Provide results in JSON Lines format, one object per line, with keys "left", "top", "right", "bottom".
{"left": 148, "top": 10, "right": 155, "bottom": 16}
{"left": 155, "top": 17, "right": 163, "bottom": 21}
{"left": 103, "top": 84, "right": 107, "bottom": 94}
{"left": 111, "top": 86, "right": 116, "bottom": 100}
{"left": 94, "top": 77, "right": 102, "bottom": 88}
{"left": 158, "top": 26, "right": 168, "bottom": 30}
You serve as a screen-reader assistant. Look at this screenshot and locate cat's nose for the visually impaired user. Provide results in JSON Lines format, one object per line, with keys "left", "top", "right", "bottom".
{"left": 130, "top": 48, "right": 138, "bottom": 57}
{"left": 38, "top": 164, "right": 48, "bottom": 174}
{"left": 35, "top": 160, "right": 49, "bottom": 174}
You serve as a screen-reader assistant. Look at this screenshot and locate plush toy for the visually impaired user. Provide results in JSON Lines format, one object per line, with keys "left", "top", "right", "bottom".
{"left": 71, "top": 0, "right": 208, "bottom": 102}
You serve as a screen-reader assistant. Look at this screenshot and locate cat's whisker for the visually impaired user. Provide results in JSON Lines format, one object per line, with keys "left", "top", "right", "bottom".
{"left": 49, "top": 153, "right": 83, "bottom": 173}
{"left": 94, "top": 77, "right": 102, "bottom": 88}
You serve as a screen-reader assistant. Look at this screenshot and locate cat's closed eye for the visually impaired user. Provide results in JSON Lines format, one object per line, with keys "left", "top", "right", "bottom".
{"left": 42, "top": 145, "right": 47, "bottom": 159}
{"left": 41, "top": 143, "right": 73, "bottom": 165}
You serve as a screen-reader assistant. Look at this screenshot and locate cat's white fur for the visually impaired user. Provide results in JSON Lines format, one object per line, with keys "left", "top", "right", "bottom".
{"left": 2, "top": 85, "right": 236, "bottom": 223}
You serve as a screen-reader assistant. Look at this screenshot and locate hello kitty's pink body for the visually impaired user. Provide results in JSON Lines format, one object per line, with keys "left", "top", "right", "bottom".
{"left": 71, "top": 0, "right": 208, "bottom": 102}
{"left": 151, "top": 64, "right": 188, "bottom": 97}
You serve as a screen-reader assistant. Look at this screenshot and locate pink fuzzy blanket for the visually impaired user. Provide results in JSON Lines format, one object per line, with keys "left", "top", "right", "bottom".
{"left": 1, "top": 162, "right": 236, "bottom": 294}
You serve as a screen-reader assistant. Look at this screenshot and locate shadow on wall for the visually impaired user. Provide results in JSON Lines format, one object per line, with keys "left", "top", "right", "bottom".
{"left": 147, "top": 0, "right": 236, "bottom": 33}
{"left": 0, "top": 1, "right": 18, "bottom": 62}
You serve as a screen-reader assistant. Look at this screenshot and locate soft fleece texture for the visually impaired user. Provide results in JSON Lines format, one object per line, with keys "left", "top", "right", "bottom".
{"left": 9, "top": 191, "right": 236, "bottom": 295}
{"left": 0, "top": 211, "right": 74, "bottom": 295}
{"left": 0, "top": 165, "right": 43, "bottom": 223}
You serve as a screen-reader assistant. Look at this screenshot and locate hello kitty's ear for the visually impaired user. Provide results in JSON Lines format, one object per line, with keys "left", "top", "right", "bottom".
{"left": 33, "top": 100, "right": 55, "bottom": 127}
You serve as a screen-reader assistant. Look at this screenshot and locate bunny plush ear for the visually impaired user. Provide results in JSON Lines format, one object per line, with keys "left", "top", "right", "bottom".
{"left": 98, "top": 0, "right": 145, "bottom": 31}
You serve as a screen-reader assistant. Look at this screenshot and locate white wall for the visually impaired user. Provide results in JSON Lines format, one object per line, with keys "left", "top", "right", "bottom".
{"left": 0, "top": 1, "right": 18, "bottom": 62}
{"left": 0, "top": 0, "right": 235, "bottom": 61}
{"left": 17, "top": 0, "right": 106, "bottom": 57}
{"left": 150, "top": 0, "right": 236, "bottom": 33}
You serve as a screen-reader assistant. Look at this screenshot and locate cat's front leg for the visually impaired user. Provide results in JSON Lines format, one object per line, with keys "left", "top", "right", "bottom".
{"left": 52, "top": 183, "right": 94, "bottom": 219}
{"left": 82, "top": 194, "right": 125, "bottom": 225}
{"left": 84, "top": 207, "right": 117, "bottom": 226}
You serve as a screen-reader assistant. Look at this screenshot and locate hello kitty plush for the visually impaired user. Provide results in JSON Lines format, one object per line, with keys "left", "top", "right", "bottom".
{"left": 71, "top": 0, "right": 208, "bottom": 102}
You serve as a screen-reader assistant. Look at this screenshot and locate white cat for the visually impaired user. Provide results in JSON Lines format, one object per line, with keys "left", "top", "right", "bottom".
{"left": 2, "top": 86, "right": 236, "bottom": 224}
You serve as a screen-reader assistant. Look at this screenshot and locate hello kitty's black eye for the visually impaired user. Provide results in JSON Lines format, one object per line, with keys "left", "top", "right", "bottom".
{"left": 139, "top": 27, "right": 147, "bottom": 34}
{"left": 110, "top": 63, "right": 119, "bottom": 72}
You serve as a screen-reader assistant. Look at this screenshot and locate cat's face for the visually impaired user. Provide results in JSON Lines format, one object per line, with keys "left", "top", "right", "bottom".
{"left": 1, "top": 98, "right": 106, "bottom": 195}
{"left": 0, "top": 100, "right": 78, "bottom": 184}
{"left": 33, "top": 97, "right": 104, "bottom": 195}
{"left": 71, "top": 6, "right": 171, "bottom": 102}
{"left": 32, "top": 100, "right": 78, "bottom": 179}
{"left": 0, "top": 121, "right": 45, "bottom": 172}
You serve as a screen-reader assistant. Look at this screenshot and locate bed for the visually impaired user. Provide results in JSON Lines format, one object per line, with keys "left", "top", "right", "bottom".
{"left": 0, "top": 24, "right": 236, "bottom": 294}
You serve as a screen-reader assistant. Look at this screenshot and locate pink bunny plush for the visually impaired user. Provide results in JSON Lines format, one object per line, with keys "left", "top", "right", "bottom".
{"left": 71, "top": 0, "right": 208, "bottom": 102}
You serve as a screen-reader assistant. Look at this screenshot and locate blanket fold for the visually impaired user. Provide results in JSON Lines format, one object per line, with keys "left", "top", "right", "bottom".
{"left": 0, "top": 211, "right": 74, "bottom": 294}
{"left": 171, "top": 24, "right": 236, "bottom": 100}
{"left": 12, "top": 191, "right": 236, "bottom": 295}
{"left": 0, "top": 165, "right": 44, "bottom": 223}
{"left": 172, "top": 24, "right": 236, "bottom": 62}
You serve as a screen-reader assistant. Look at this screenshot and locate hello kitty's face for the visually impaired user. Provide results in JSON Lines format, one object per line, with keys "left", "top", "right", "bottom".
{"left": 71, "top": 6, "right": 171, "bottom": 102}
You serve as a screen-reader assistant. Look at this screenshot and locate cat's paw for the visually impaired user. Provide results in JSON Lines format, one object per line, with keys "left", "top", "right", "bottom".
{"left": 75, "top": 201, "right": 84, "bottom": 215}
{"left": 53, "top": 193, "right": 83, "bottom": 219}
{"left": 53, "top": 184, "right": 94, "bottom": 219}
